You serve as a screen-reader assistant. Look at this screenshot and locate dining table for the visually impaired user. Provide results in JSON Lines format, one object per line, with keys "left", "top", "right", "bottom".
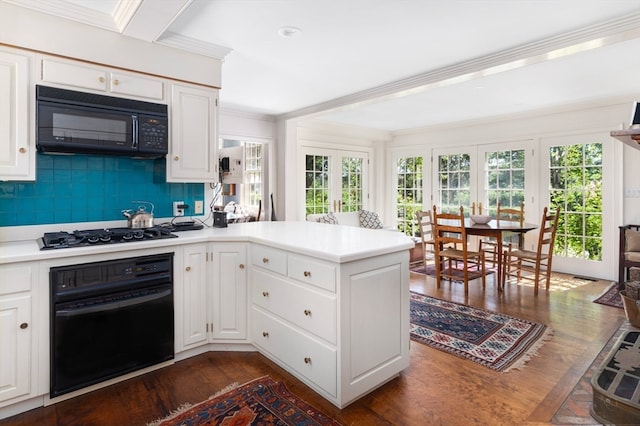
{"left": 464, "top": 218, "right": 538, "bottom": 290}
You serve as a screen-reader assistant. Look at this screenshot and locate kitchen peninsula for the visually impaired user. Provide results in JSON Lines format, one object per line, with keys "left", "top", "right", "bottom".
{"left": 0, "top": 221, "right": 413, "bottom": 417}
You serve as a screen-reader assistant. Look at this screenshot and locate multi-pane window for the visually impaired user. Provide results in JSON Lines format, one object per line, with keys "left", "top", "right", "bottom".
{"left": 437, "top": 153, "right": 470, "bottom": 214}
{"left": 244, "top": 142, "right": 262, "bottom": 208}
{"left": 484, "top": 149, "right": 525, "bottom": 215}
{"left": 396, "top": 156, "right": 423, "bottom": 236}
{"left": 305, "top": 154, "right": 330, "bottom": 215}
{"left": 549, "top": 143, "right": 603, "bottom": 261}
{"left": 341, "top": 158, "right": 363, "bottom": 212}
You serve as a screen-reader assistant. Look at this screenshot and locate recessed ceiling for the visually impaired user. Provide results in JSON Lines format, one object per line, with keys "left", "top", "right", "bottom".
{"left": 7, "top": 0, "right": 640, "bottom": 131}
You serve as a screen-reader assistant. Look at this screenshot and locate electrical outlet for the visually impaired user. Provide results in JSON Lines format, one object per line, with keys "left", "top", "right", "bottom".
{"left": 194, "top": 200, "right": 204, "bottom": 214}
{"left": 173, "top": 201, "right": 184, "bottom": 217}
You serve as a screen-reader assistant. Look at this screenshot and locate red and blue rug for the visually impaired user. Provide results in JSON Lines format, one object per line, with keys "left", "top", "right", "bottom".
{"left": 148, "top": 376, "right": 342, "bottom": 426}
{"left": 593, "top": 283, "right": 623, "bottom": 309}
{"left": 410, "top": 292, "right": 552, "bottom": 372}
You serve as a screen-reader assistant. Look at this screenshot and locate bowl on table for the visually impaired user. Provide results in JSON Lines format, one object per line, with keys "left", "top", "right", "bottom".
{"left": 470, "top": 214, "right": 491, "bottom": 224}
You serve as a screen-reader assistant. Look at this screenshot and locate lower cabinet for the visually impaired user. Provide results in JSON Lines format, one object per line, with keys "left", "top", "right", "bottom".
{"left": 178, "top": 242, "right": 248, "bottom": 352}
{"left": 249, "top": 245, "right": 409, "bottom": 408}
{"left": 0, "top": 262, "right": 38, "bottom": 407}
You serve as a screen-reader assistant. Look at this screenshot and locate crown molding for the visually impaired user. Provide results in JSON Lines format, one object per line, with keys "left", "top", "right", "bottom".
{"left": 156, "top": 31, "right": 233, "bottom": 60}
{"left": 279, "top": 13, "right": 640, "bottom": 122}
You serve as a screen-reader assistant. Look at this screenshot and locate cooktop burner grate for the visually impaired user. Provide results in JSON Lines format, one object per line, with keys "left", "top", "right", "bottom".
{"left": 39, "top": 226, "right": 177, "bottom": 250}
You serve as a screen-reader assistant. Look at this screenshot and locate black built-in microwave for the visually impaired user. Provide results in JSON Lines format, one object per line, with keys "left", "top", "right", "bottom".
{"left": 36, "top": 85, "right": 168, "bottom": 158}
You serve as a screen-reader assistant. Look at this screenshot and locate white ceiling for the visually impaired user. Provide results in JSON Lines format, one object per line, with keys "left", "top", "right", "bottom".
{"left": 9, "top": 0, "right": 640, "bottom": 131}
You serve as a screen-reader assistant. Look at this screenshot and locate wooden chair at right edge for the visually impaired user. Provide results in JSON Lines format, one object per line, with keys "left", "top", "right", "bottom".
{"left": 502, "top": 207, "right": 560, "bottom": 295}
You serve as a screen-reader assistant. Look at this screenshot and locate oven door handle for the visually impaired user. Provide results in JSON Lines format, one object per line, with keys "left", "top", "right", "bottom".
{"left": 55, "top": 288, "right": 171, "bottom": 317}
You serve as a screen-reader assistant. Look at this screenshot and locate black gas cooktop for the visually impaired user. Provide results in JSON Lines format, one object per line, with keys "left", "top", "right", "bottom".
{"left": 39, "top": 226, "right": 178, "bottom": 250}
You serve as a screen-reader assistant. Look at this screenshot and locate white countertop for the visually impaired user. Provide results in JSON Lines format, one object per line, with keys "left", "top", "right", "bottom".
{"left": 0, "top": 221, "right": 414, "bottom": 264}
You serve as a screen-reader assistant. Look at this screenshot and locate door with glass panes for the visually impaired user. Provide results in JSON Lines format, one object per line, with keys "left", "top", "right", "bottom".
{"left": 432, "top": 137, "right": 615, "bottom": 279}
{"left": 303, "top": 147, "right": 369, "bottom": 216}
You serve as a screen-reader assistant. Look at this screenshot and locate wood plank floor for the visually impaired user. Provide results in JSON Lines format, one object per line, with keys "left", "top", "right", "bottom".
{"left": 0, "top": 271, "right": 625, "bottom": 426}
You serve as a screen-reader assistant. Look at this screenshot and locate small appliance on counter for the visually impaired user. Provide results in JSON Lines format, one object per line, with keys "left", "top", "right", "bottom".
{"left": 213, "top": 211, "right": 227, "bottom": 228}
{"left": 166, "top": 221, "right": 204, "bottom": 232}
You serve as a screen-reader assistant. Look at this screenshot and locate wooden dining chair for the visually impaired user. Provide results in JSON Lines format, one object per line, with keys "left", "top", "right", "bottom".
{"left": 479, "top": 201, "right": 525, "bottom": 268}
{"left": 502, "top": 206, "right": 560, "bottom": 295}
{"left": 432, "top": 205, "right": 486, "bottom": 295}
{"left": 415, "top": 211, "right": 436, "bottom": 268}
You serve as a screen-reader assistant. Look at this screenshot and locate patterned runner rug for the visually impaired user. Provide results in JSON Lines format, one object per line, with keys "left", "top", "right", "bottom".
{"left": 410, "top": 292, "right": 552, "bottom": 372}
{"left": 148, "top": 376, "right": 342, "bottom": 426}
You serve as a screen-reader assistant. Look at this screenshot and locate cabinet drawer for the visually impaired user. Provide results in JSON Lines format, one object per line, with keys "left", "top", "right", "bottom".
{"left": 288, "top": 255, "right": 336, "bottom": 292}
{"left": 0, "top": 263, "right": 33, "bottom": 295}
{"left": 251, "top": 307, "right": 337, "bottom": 397}
{"left": 252, "top": 269, "right": 336, "bottom": 344}
{"left": 251, "top": 245, "right": 287, "bottom": 275}
{"left": 42, "top": 58, "right": 107, "bottom": 91}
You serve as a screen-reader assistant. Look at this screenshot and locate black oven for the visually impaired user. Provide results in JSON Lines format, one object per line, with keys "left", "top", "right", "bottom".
{"left": 50, "top": 253, "right": 174, "bottom": 398}
{"left": 36, "top": 85, "right": 168, "bottom": 158}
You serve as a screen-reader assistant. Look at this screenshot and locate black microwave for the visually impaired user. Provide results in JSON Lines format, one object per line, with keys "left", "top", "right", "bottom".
{"left": 36, "top": 85, "right": 168, "bottom": 158}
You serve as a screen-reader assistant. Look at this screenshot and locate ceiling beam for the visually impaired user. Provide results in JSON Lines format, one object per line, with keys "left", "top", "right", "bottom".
{"left": 120, "top": 0, "right": 192, "bottom": 42}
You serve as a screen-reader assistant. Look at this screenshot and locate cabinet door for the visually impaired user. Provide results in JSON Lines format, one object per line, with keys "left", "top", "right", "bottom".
{"left": 110, "top": 71, "right": 164, "bottom": 100}
{"left": 168, "top": 84, "right": 218, "bottom": 182}
{"left": 180, "top": 243, "right": 208, "bottom": 349}
{"left": 0, "top": 293, "right": 32, "bottom": 403}
{"left": 210, "top": 243, "right": 247, "bottom": 340}
{"left": 0, "top": 48, "right": 34, "bottom": 181}
{"left": 41, "top": 58, "right": 107, "bottom": 92}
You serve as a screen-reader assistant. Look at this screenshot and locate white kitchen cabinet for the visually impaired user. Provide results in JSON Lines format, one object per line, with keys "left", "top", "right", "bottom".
{"left": 0, "top": 262, "right": 38, "bottom": 407}
{"left": 0, "top": 47, "right": 35, "bottom": 181}
{"left": 39, "top": 57, "right": 164, "bottom": 100}
{"left": 250, "top": 244, "right": 409, "bottom": 408}
{"left": 210, "top": 243, "right": 247, "bottom": 340}
{"left": 167, "top": 84, "right": 219, "bottom": 183}
{"left": 177, "top": 242, "right": 248, "bottom": 352}
{"left": 179, "top": 243, "right": 209, "bottom": 350}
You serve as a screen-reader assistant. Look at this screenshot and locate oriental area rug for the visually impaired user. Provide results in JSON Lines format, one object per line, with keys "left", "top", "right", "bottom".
{"left": 593, "top": 283, "right": 623, "bottom": 309}
{"left": 410, "top": 291, "right": 552, "bottom": 372}
{"left": 147, "top": 376, "right": 342, "bottom": 426}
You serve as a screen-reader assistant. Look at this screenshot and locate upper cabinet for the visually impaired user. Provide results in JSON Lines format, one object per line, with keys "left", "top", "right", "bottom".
{"left": 40, "top": 57, "right": 164, "bottom": 101}
{"left": 167, "top": 84, "right": 219, "bottom": 183}
{"left": 0, "top": 47, "right": 35, "bottom": 181}
{"left": 0, "top": 46, "right": 219, "bottom": 183}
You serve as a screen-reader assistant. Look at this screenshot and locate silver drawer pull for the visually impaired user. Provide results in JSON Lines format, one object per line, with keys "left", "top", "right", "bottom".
{"left": 304, "top": 357, "right": 311, "bottom": 364}
{"left": 303, "top": 271, "right": 311, "bottom": 277}
{"left": 262, "top": 291, "right": 269, "bottom": 297}
{"left": 262, "top": 257, "right": 269, "bottom": 263}
{"left": 262, "top": 331, "right": 269, "bottom": 338}
{"left": 304, "top": 309, "right": 311, "bottom": 316}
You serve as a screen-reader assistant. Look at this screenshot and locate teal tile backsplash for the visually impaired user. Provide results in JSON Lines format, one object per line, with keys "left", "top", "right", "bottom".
{"left": 0, "top": 153, "right": 204, "bottom": 226}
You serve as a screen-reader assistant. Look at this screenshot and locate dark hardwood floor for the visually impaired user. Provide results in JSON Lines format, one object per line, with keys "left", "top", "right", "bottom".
{"left": 0, "top": 270, "right": 625, "bottom": 426}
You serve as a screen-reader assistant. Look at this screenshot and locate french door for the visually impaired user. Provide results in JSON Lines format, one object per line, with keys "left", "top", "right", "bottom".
{"left": 539, "top": 133, "right": 616, "bottom": 279}
{"left": 433, "top": 142, "right": 532, "bottom": 216}
{"left": 302, "top": 147, "right": 369, "bottom": 216}
{"left": 432, "top": 135, "right": 616, "bottom": 279}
